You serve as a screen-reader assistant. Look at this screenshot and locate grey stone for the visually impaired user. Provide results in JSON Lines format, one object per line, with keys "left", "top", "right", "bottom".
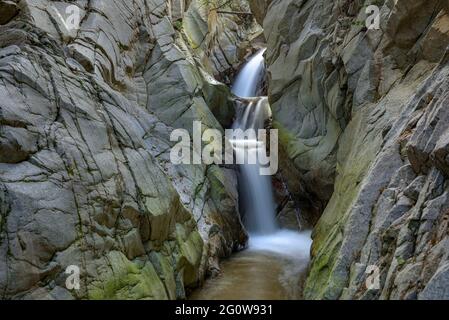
{"left": 0, "top": 0, "right": 253, "bottom": 299}
{"left": 419, "top": 263, "right": 449, "bottom": 300}
{"left": 261, "top": 0, "right": 449, "bottom": 300}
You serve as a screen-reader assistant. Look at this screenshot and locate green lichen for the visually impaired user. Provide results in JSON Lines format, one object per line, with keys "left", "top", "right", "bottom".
{"left": 149, "top": 251, "right": 177, "bottom": 299}
{"left": 273, "top": 120, "right": 296, "bottom": 149}
{"left": 88, "top": 251, "right": 168, "bottom": 300}
{"left": 175, "top": 224, "right": 204, "bottom": 287}
{"left": 304, "top": 111, "right": 384, "bottom": 299}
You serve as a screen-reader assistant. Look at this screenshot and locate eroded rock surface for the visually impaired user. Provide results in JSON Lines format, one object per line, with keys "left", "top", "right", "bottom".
{"left": 0, "top": 0, "right": 254, "bottom": 299}
{"left": 262, "top": 0, "right": 449, "bottom": 299}
{"left": 184, "top": 0, "right": 263, "bottom": 84}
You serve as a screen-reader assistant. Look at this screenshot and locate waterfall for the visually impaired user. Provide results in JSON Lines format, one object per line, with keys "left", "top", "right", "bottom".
{"left": 231, "top": 49, "right": 266, "bottom": 98}
{"left": 231, "top": 49, "right": 277, "bottom": 235}
{"left": 232, "top": 97, "right": 277, "bottom": 235}
{"left": 192, "top": 49, "right": 313, "bottom": 301}
{"left": 231, "top": 49, "right": 312, "bottom": 257}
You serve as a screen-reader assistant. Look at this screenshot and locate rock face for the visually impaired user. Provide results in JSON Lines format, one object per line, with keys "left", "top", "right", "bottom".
{"left": 262, "top": 0, "right": 449, "bottom": 299}
{"left": 248, "top": 0, "right": 271, "bottom": 26}
{"left": 184, "top": 0, "right": 262, "bottom": 84}
{"left": 0, "top": 0, "right": 254, "bottom": 299}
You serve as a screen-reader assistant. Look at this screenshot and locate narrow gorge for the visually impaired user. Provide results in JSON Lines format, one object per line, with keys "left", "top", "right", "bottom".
{"left": 1, "top": 0, "right": 449, "bottom": 301}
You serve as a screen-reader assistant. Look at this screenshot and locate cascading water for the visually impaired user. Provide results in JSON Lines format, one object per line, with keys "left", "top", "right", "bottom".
{"left": 231, "top": 49, "right": 266, "bottom": 98}
{"left": 233, "top": 97, "right": 277, "bottom": 235}
{"left": 191, "top": 49, "right": 312, "bottom": 300}
{"left": 231, "top": 63, "right": 278, "bottom": 235}
{"left": 231, "top": 49, "right": 312, "bottom": 256}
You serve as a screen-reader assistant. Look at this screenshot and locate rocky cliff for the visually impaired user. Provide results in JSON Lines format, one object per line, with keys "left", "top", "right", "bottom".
{"left": 0, "top": 0, "right": 257, "bottom": 299}
{"left": 262, "top": 0, "right": 449, "bottom": 299}
{"left": 3, "top": 0, "right": 449, "bottom": 301}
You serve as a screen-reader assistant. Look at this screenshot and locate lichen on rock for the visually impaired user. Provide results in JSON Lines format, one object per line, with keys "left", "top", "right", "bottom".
{"left": 0, "top": 0, "right": 255, "bottom": 300}
{"left": 261, "top": 0, "right": 449, "bottom": 300}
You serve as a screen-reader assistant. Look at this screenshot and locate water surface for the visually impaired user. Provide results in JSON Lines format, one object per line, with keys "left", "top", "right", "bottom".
{"left": 191, "top": 231, "right": 312, "bottom": 300}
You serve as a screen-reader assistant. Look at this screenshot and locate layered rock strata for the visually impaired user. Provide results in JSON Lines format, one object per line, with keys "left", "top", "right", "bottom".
{"left": 0, "top": 0, "right": 256, "bottom": 299}
{"left": 262, "top": 0, "right": 449, "bottom": 299}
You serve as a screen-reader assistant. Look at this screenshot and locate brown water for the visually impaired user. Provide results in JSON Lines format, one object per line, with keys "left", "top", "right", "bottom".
{"left": 190, "top": 250, "right": 309, "bottom": 300}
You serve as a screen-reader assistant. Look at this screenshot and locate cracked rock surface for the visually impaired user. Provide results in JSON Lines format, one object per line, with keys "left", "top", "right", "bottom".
{"left": 262, "top": 0, "right": 449, "bottom": 299}
{"left": 0, "top": 0, "right": 254, "bottom": 299}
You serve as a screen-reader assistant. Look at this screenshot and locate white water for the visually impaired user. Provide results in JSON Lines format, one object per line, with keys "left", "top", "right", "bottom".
{"left": 231, "top": 49, "right": 312, "bottom": 257}
{"left": 231, "top": 49, "right": 277, "bottom": 235}
{"left": 192, "top": 49, "right": 312, "bottom": 300}
{"left": 250, "top": 230, "right": 312, "bottom": 260}
{"left": 232, "top": 49, "right": 266, "bottom": 98}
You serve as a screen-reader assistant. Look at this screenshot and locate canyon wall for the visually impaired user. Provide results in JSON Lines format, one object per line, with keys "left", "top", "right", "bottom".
{"left": 0, "top": 0, "right": 256, "bottom": 299}
{"left": 263, "top": 0, "right": 449, "bottom": 299}
{"left": 3, "top": 0, "right": 449, "bottom": 301}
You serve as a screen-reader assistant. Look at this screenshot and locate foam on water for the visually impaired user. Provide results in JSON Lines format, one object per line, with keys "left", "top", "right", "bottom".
{"left": 249, "top": 230, "right": 312, "bottom": 260}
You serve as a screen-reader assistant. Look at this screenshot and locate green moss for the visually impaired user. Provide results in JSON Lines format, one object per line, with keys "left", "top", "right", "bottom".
{"left": 304, "top": 155, "right": 372, "bottom": 299}
{"left": 180, "top": 230, "right": 203, "bottom": 265}
{"left": 175, "top": 224, "right": 204, "bottom": 287}
{"left": 396, "top": 257, "right": 407, "bottom": 267}
{"left": 88, "top": 251, "right": 168, "bottom": 300}
{"left": 304, "top": 224, "right": 344, "bottom": 299}
{"left": 273, "top": 120, "right": 296, "bottom": 149}
{"left": 207, "top": 166, "right": 227, "bottom": 200}
{"left": 173, "top": 20, "right": 183, "bottom": 31}
{"left": 66, "top": 165, "right": 75, "bottom": 177}
{"left": 304, "top": 111, "right": 384, "bottom": 299}
{"left": 149, "top": 251, "right": 177, "bottom": 299}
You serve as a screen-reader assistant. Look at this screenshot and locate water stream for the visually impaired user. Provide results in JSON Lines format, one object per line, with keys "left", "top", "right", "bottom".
{"left": 191, "top": 49, "right": 312, "bottom": 300}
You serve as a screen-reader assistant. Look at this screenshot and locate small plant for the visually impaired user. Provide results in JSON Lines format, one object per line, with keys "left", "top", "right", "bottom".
{"left": 173, "top": 19, "right": 183, "bottom": 31}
